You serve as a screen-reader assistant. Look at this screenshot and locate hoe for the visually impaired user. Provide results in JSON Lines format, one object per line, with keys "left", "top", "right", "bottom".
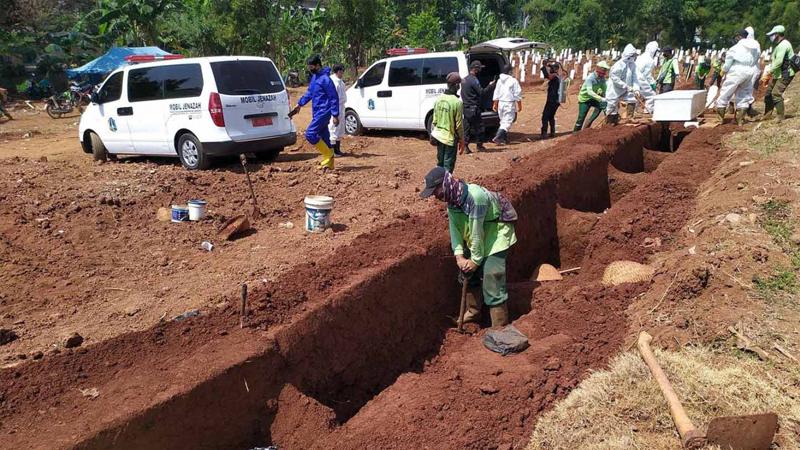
{"left": 637, "top": 331, "right": 778, "bottom": 449}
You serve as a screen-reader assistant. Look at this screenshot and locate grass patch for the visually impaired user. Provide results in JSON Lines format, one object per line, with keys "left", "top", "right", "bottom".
{"left": 753, "top": 267, "right": 798, "bottom": 301}
{"left": 528, "top": 348, "right": 800, "bottom": 450}
{"left": 724, "top": 125, "right": 795, "bottom": 156}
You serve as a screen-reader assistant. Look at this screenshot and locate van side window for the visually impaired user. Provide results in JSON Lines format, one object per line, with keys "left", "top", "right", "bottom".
{"left": 128, "top": 64, "right": 204, "bottom": 102}
{"left": 388, "top": 59, "right": 422, "bottom": 87}
{"left": 99, "top": 72, "right": 123, "bottom": 103}
{"left": 360, "top": 62, "right": 386, "bottom": 88}
{"left": 422, "top": 57, "right": 459, "bottom": 85}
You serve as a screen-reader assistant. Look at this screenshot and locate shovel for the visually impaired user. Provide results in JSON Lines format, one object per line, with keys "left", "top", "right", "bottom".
{"left": 239, "top": 154, "right": 261, "bottom": 219}
{"left": 637, "top": 331, "right": 778, "bottom": 449}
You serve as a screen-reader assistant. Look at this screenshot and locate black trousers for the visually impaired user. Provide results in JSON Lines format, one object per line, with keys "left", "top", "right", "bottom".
{"left": 541, "top": 101, "right": 560, "bottom": 135}
{"left": 463, "top": 105, "right": 483, "bottom": 145}
{"left": 659, "top": 83, "right": 674, "bottom": 94}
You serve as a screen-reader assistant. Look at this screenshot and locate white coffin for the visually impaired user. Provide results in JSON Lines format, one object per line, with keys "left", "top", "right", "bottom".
{"left": 652, "top": 90, "right": 708, "bottom": 122}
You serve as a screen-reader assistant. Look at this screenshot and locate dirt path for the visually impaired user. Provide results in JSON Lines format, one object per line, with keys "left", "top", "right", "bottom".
{"left": 0, "top": 83, "right": 580, "bottom": 363}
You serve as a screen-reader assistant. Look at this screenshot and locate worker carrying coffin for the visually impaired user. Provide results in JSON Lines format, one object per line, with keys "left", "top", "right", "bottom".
{"left": 420, "top": 166, "right": 518, "bottom": 328}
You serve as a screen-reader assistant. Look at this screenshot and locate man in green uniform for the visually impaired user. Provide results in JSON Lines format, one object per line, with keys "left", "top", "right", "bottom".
{"left": 574, "top": 61, "right": 609, "bottom": 131}
{"left": 763, "top": 25, "right": 795, "bottom": 121}
{"left": 430, "top": 72, "right": 465, "bottom": 172}
{"left": 657, "top": 47, "right": 680, "bottom": 93}
{"left": 420, "top": 166, "right": 518, "bottom": 327}
{"left": 694, "top": 56, "right": 710, "bottom": 89}
{"left": 709, "top": 54, "right": 724, "bottom": 88}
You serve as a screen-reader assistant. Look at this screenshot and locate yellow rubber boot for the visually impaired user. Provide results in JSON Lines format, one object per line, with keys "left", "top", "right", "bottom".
{"left": 314, "top": 141, "right": 335, "bottom": 170}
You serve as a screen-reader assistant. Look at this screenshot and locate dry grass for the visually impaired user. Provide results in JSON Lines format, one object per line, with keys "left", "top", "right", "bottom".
{"left": 528, "top": 348, "right": 800, "bottom": 450}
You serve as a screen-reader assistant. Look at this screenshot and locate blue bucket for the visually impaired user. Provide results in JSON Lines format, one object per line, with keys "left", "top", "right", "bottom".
{"left": 171, "top": 205, "right": 189, "bottom": 223}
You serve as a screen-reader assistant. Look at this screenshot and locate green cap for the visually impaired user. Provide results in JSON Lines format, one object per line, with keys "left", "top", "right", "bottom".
{"left": 766, "top": 25, "right": 785, "bottom": 36}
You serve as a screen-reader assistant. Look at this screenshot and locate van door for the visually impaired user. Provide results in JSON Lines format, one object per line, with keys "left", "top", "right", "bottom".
{"left": 92, "top": 71, "right": 134, "bottom": 154}
{"left": 384, "top": 58, "right": 424, "bottom": 129}
{"left": 209, "top": 59, "right": 292, "bottom": 142}
{"left": 420, "top": 56, "right": 460, "bottom": 128}
{"left": 128, "top": 64, "right": 204, "bottom": 154}
{"left": 351, "top": 62, "right": 387, "bottom": 128}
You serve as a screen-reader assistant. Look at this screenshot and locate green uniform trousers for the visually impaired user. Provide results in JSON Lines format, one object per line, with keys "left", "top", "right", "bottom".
{"left": 764, "top": 76, "right": 794, "bottom": 114}
{"left": 574, "top": 99, "right": 606, "bottom": 131}
{"left": 437, "top": 141, "right": 457, "bottom": 173}
{"left": 462, "top": 250, "right": 508, "bottom": 307}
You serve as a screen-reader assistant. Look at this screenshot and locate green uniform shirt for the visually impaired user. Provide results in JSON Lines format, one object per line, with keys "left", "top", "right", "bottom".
{"left": 658, "top": 58, "right": 679, "bottom": 84}
{"left": 448, "top": 183, "right": 517, "bottom": 265}
{"left": 771, "top": 39, "right": 795, "bottom": 78}
{"left": 431, "top": 93, "right": 464, "bottom": 147}
{"left": 695, "top": 63, "right": 710, "bottom": 78}
{"left": 577, "top": 73, "right": 607, "bottom": 103}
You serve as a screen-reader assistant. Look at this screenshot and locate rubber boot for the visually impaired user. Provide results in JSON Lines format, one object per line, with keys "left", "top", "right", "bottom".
{"left": 476, "top": 142, "right": 486, "bottom": 152}
{"left": 606, "top": 114, "right": 620, "bottom": 125}
{"left": 489, "top": 302, "right": 509, "bottom": 327}
{"left": 333, "top": 141, "right": 344, "bottom": 157}
{"left": 314, "top": 141, "right": 335, "bottom": 170}
{"left": 463, "top": 144, "right": 472, "bottom": 154}
{"left": 735, "top": 109, "right": 746, "bottom": 126}
{"left": 462, "top": 287, "right": 483, "bottom": 323}
{"left": 492, "top": 129, "right": 507, "bottom": 145}
{"left": 775, "top": 102, "right": 785, "bottom": 122}
{"left": 716, "top": 107, "right": 726, "bottom": 123}
{"left": 625, "top": 103, "right": 636, "bottom": 119}
{"left": 746, "top": 104, "right": 758, "bottom": 118}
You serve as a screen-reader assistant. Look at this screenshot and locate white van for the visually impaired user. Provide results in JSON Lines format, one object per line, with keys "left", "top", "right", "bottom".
{"left": 343, "top": 38, "right": 548, "bottom": 136}
{"left": 79, "top": 56, "right": 296, "bottom": 170}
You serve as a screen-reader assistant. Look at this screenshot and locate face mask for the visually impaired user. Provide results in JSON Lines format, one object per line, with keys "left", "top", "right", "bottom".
{"left": 769, "top": 35, "right": 777, "bottom": 43}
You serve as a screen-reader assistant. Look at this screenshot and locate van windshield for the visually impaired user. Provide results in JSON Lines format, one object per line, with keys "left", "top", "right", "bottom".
{"left": 210, "top": 60, "right": 284, "bottom": 95}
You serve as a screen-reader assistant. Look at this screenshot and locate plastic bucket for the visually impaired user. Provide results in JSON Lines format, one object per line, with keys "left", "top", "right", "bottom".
{"left": 171, "top": 205, "right": 189, "bottom": 223}
{"left": 187, "top": 199, "right": 208, "bottom": 221}
{"left": 304, "top": 195, "right": 334, "bottom": 232}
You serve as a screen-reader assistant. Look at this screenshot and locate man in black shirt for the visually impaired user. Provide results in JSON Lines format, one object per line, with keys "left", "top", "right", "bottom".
{"left": 541, "top": 62, "right": 561, "bottom": 138}
{"left": 461, "top": 60, "right": 495, "bottom": 153}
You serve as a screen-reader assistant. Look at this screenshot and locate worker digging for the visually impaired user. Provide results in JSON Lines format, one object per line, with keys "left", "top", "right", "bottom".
{"left": 419, "top": 166, "right": 517, "bottom": 328}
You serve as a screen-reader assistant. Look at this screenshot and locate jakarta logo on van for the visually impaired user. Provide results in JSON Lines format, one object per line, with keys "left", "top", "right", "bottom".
{"left": 368, "top": 99, "right": 375, "bottom": 110}
{"left": 108, "top": 117, "right": 117, "bottom": 132}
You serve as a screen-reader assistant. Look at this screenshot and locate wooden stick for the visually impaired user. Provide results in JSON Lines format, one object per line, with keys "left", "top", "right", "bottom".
{"left": 558, "top": 266, "right": 581, "bottom": 274}
{"left": 728, "top": 326, "right": 774, "bottom": 362}
{"left": 240, "top": 283, "right": 248, "bottom": 329}
{"left": 457, "top": 275, "right": 468, "bottom": 333}
{"left": 773, "top": 343, "right": 799, "bottom": 364}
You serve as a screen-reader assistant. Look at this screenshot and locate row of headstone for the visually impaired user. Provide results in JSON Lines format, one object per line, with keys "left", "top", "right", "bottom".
{"left": 510, "top": 42, "right": 775, "bottom": 84}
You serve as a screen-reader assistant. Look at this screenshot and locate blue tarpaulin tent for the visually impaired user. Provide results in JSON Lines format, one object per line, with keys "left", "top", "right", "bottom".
{"left": 66, "top": 47, "right": 171, "bottom": 83}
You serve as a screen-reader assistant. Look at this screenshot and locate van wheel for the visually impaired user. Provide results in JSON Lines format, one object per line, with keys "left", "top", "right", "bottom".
{"left": 425, "top": 113, "right": 433, "bottom": 137}
{"left": 344, "top": 110, "right": 363, "bottom": 136}
{"left": 90, "top": 132, "right": 108, "bottom": 162}
{"left": 178, "top": 133, "right": 210, "bottom": 170}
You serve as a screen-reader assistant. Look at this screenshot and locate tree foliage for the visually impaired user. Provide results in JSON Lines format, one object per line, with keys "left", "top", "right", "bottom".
{"left": 1, "top": 0, "right": 799, "bottom": 88}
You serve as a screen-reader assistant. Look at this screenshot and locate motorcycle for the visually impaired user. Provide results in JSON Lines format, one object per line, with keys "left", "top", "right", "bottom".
{"left": 285, "top": 70, "right": 301, "bottom": 88}
{"left": 45, "top": 82, "right": 93, "bottom": 119}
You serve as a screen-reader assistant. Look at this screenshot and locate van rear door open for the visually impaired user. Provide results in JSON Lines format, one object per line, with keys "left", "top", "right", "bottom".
{"left": 210, "top": 59, "right": 292, "bottom": 142}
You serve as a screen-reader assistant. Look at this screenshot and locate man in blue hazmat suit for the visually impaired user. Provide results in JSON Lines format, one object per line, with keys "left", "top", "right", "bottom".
{"left": 634, "top": 41, "right": 659, "bottom": 115}
{"left": 290, "top": 55, "right": 339, "bottom": 170}
{"left": 715, "top": 30, "right": 759, "bottom": 125}
{"left": 605, "top": 44, "right": 639, "bottom": 124}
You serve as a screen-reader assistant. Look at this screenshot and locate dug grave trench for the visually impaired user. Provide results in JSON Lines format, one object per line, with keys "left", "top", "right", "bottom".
{"left": 2, "top": 122, "right": 723, "bottom": 450}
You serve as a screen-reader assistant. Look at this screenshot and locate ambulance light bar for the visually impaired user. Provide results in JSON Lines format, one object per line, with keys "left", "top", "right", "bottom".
{"left": 124, "top": 54, "right": 184, "bottom": 63}
{"left": 386, "top": 48, "right": 428, "bottom": 57}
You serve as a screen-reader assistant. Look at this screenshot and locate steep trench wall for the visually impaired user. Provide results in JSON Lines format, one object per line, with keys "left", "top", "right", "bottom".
{"left": 12, "top": 123, "right": 666, "bottom": 450}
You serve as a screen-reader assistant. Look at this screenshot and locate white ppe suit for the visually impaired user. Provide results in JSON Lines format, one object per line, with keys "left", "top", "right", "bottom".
{"left": 605, "top": 44, "right": 639, "bottom": 116}
{"left": 745, "top": 26, "right": 763, "bottom": 96}
{"left": 715, "top": 38, "right": 759, "bottom": 110}
{"left": 634, "top": 41, "right": 659, "bottom": 113}
{"left": 493, "top": 73, "right": 523, "bottom": 131}
{"left": 328, "top": 73, "right": 347, "bottom": 144}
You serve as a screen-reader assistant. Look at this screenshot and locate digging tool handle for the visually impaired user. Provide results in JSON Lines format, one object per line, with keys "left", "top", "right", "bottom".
{"left": 637, "top": 332, "right": 706, "bottom": 449}
{"left": 457, "top": 272, "right": 469, "bottom": 332}
{"left": 239, "top": 154, "right": 260, "bottom": 218}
